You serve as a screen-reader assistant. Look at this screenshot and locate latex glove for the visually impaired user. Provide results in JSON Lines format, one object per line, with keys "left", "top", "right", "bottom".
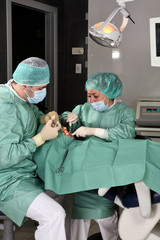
{"left": 40, "top": 111, "right": 59, "bottom": 124}
{"left": 72, "top": 127, "right": 96, "bottom": 137}
{"left": 66, "top": 112, "right": 78, "bottom": 124}
{"left": 72, "top": 127, "right": 108, "bottom": 139}
{"left": 32, "top": 119, "right": 61, "bottom": 147}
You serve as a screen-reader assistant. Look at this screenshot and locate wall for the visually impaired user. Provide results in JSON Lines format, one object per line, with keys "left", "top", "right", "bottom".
{"left": 39, "top": 0, "right": 88, "bottom": 113}
{"left": 0, "top": 0, "right": 7, "bottom": 82}
{"left": 88, "top": 0, "right": 160, "bottom": 110}
{"left": 59, "top": 0, "right": 88, "bottom": 113}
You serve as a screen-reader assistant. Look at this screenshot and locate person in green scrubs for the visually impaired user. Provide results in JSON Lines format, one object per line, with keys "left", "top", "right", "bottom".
{"left": 34, "top": 72, "right": 136, "bottom": 240}
{"left": 0, "top": 57, "right": 67, "bottom": 240}
{"left": 69, "top": 72, "right": 136, "bottom": 240}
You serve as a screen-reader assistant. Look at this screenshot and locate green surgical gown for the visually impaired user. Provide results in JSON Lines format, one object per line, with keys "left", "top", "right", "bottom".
{"left": 34, "top": 102, "right": 137, "bottom": 194}
{"left": 0, "top": 85, "right": 44, "bottom": 226}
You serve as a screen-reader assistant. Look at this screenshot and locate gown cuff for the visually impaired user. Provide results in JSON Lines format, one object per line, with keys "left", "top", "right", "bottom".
{"left": 95, "top": 128, "right": 108, "bottom": 140}
{"left": 32, "top": 133, "right": 45, "bottom": 147}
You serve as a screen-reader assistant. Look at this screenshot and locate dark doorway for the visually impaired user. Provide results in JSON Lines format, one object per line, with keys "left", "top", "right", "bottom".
{"left": 12, "top": 3, "right": 46, "bottom": 112}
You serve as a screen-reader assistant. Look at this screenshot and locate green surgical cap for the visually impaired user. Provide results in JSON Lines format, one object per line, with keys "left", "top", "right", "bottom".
{"left": 13, "top": 57, "right": 50, "bottom": 86}
{"left": 85, "top": 72, "right": 123, "bottom": 99}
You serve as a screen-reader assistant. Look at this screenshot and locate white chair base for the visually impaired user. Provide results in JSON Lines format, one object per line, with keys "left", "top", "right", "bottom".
{"left": 119, "top": 203, "right": 160, "bottom": 240}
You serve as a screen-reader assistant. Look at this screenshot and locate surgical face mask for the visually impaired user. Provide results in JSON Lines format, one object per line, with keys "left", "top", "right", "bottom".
{"left": 25, "top": 87, "right": 46, "bottom": 104}
{"left": 91, "top": 98, "right": 109, "bottom": 112}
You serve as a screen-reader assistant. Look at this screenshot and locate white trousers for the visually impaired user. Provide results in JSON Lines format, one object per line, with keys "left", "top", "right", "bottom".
{"left": 45, "top": 190, "right": 71, "bottom": 240}
{"left": 26, "top": 192, "right": 66, "bottom": 240}
{"left": 71, "top": 212, "right": 118, "bottom": 240}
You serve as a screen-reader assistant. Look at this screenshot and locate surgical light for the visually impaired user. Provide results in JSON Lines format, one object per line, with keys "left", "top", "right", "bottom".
{"left": 89, "top": 0, "right": 135, "bottom": 48}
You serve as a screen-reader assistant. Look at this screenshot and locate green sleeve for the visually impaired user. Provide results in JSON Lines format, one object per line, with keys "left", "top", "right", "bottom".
{"left": 59, "top": 111, "right": 70, "bottom": 125}
{"left": 30, "top": 104, "right": 44, "bottom": 124}
{"left": 60, "top": 105, "right": 83, "bottom": 132}
{"left": 107, "top": 106, "right": 136, "bottom": 141}
{"left": 0, "top": 103, "right": 37, "bottom": 169}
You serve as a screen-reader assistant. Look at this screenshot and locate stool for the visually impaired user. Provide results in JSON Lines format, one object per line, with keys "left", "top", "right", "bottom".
{"left": 0, "top": 212, "right": 14, "bottom": 240}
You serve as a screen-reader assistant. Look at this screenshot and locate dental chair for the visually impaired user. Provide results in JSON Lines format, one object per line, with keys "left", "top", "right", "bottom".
{"left": 88, "top": 181, "right": 160, "bottom": 240}
{"left": 117, "top": 182, "right": 160, "bottom": 240}
{"left": 0, "top": 212, "right": 14, "bottom": 240}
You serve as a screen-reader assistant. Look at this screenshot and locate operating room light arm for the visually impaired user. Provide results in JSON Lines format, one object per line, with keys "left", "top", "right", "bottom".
{"left": 98, "top": 6, "right": 134, "bottom": 33}
{"left": 120, "top": 7, "right": 135, "bottom": 24}
{"left": 98, "top": 6, "right": 124, "bottom": 32}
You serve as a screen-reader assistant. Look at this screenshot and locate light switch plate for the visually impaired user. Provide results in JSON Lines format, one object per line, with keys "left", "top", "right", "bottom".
{"left": 75, "top": 64, "right": 82, "bottom": 74}
{"left": 72, "top": 48, "right": 84, "bottom": 55}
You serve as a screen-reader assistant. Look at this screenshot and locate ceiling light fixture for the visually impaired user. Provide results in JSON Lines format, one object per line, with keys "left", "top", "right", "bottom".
{"left": 89, "top": 0, "right": 135, "bottom": 48}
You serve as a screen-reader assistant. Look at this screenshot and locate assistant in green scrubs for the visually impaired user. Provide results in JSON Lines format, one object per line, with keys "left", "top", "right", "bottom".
{"left": 34, "top": 72, "right": 136, "bottom": 195}
{"left": 34, "top": 72, "right": 160, "bottom": 240}
{"left": 69, "top": 72, "right": 135, "bottom": 240}
{"left": 34, "top": 72, "right": 136, "bottom": 240}
{"left": 35, "top": 100, "right": 137, "bottom": 194}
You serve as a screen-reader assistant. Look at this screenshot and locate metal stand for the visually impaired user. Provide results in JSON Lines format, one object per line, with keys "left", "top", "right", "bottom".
{"left": 0, "top": 215, "right": 14, "bottom": 240}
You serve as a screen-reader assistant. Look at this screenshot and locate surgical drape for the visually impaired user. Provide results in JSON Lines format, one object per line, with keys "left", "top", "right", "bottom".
{"left": 34, "top": 102, "right": 136, "bottom": 194}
